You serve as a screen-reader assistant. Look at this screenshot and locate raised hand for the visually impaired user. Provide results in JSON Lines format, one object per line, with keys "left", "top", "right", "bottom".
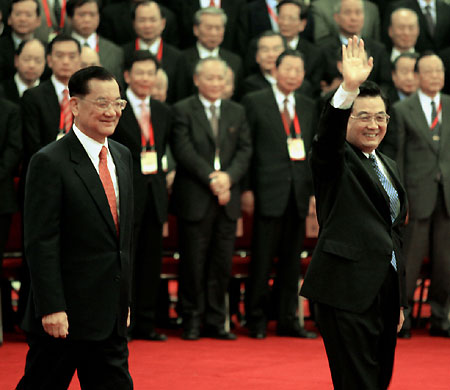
{"left": 342, "top": 36, "right": 374, "bottom": 92}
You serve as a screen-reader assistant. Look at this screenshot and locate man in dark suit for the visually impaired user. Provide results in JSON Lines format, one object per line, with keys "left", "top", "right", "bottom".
{"left": 17, "top": 66, "right": 133, "bottom": 389}
{"left": 242, "top": 30, "right": 314, "bottom": 98}
{"left": 34, "top": 0, "right": 71, "bottom": 42}
{"left": 67, "top": 0, "right": 124, "bottom": 83}
{"left": 319, "top": 0, "right": 392, "bottom": 91}
{"left": 301, "top": 37, "right": 408, "bottom": 390}
{"left": 176, "top": 6, "right": 244, "bottom": 101}
{"left": 0, "top": 0, "right": 41, "bottom": 81}
{"left": 173, "top": 0, "right": 248, "bottom": 56}
{"left": 394, "top": 52, "right": 450, "bottom": 338}
{"left": 171, "top": 57, "right": 251, "bottom": 340}
{"left": 0, "top": 38, "right": 45, "bottom": 104}
{"left": 387, "top": 7, "right": 419, "bottom": 63}
{"left": 98, "top": 0, "right": 178, "bottom": 47}
{"left": 381, "top": 0, "right": 450, "bottom": 54}
{"left": 122, "top": 1, "right": 181, "bottom": 104}
{"left": 242, "top": 50, "right": 317, "bottom": 339}
{"left": 0, "top": 98, "right": 22, "bottom": 333}
{"left": 111, "top": 51, "right": 171, "bottom": 341}
{"left": 21, "top": 34, "right": 80, "bottom": 163}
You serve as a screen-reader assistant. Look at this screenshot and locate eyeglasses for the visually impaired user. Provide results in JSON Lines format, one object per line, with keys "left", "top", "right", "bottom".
{"left": 350, "top": 113, "right": 390, "bottom": 124}
{"left": 80, "top": 97, "right": 127, "bottom": 112}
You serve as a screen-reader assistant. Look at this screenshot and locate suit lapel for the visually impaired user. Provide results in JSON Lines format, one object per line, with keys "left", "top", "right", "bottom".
{"left": 68, "top": 131, "right": 118, "bottom": 237}
{"left": 408, "top": 94, "right": 437, "bottom": 153}
{"left": 438, "top": 95, "right": 450, "bottom": 154}
{"left": 264, "top": 90, "right": 289, "bottom": 146}
{"left": 109, "top": 141, "right": 129, "bottom": 239}
{"left": 121, "top": 104, "right": 142, "bottom": 151}
{"left": 191, "top": 96, "right": 216, "bottom": 145}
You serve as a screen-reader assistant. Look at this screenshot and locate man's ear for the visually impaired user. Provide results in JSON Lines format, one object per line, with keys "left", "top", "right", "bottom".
{"left": 69, "top": 97, "right": 79, "bottom": 118}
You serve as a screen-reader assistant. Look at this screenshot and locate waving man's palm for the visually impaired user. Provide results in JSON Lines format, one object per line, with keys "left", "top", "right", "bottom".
{"left": 342, "top": 36, "right": 374, "bottom": 91}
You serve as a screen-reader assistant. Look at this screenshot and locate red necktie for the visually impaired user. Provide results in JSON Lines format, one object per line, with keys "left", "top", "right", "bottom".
{"left": 61, "top": 89, "right": 72, "bottom": 133}
{"left": 99, "top": 146, "right": 119, "bottom": 233}
{"left": 282, "top": 98, "right": 292, "bottom": 129}
{"left": 139, "top": 101, "right": 150, "bottom": 140}
{"left": 209, "top": 0, "right": 215, "bottom": 7}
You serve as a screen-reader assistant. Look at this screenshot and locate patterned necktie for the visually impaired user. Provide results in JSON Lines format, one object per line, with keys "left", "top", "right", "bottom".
{"left": 424, "top": 5, "right": 435, "bottom": 36}
{"left": 369, "top": 154, "right": 400, "bottom": 270}
{"left": 61, "top": 89, "right": 72, "bottom": 133}
{"left": 99, "top": 146, "right": 119, "bottom": 233}
{"left": 139, "top": 100, "right": 150, "bottom": 142}
{"left": 282, "top": 98, "right": 292, "bottom": 131}
{"left": 210, "top": 104, "right": 219, "bottom": 139}
{"left": 431, "top": 100, "right": 440, "bottom": 141}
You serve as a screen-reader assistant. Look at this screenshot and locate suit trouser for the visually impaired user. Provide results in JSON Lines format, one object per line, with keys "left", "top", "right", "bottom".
{"left": 246, "top": 189, "right": 305, "bottom": 331}
{"left": 315, "top": 266, "right": 399, "bottom": 390}
{"left": 17, "top": 330, "right": 133, "bottom": 390}
{"left": 178, "top": 202, "right": 236, "bottom": 331}
{"left": 132, "top": 189, "right": 163, "bottom": 333}
{"left": 403, "top": 188, "right": 450, "bottom": 330}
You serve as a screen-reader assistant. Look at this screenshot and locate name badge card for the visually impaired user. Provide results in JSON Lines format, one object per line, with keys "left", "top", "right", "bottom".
{"left": 214, "top": 155, "right": 221, "bottom": 171}
{"left": 141, "top": 150, "right": 158, "bottom": 174}
{"left": 287, "top": 137, "right": 306, "bottom": 161}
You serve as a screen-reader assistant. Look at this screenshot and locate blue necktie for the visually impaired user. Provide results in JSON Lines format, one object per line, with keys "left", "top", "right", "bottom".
{"left": 369, "top": 154, "right": 400, "bottom": 270}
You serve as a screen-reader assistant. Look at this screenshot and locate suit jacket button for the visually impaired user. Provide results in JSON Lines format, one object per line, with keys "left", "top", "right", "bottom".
{"left": 114, "top": 275, "right": 121, "bottom": 282}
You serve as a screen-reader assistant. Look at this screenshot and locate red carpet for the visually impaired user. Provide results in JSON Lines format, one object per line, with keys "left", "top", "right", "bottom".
{"left": 1, "top": 324, "right": 449, "bottom": 390}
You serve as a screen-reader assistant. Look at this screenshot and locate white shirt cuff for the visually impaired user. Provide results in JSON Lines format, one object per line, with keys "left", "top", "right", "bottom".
{"left": 331, "top": 84, "right": 360, "bottom": 109}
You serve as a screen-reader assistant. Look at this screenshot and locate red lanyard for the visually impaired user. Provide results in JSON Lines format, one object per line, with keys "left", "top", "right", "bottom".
{"left": 431, "top": 102, "right": 442, "bottom": 130}
{"left": 266, "top": 4, "right": 278, "bottom": 24}
{"left": 281, "top": 110, "right": 301, "bottom": 138}
{"left": 135, "top": 38, "right": 163, "bottom": 62}
{"left": 140, "top": 118, "right": 155, "bottom": 150}
{"left": 42, "top": 0, "right": 66, "bottom": 30}
{"left": 95, "top": 34, "right": 99, "bottom": 53}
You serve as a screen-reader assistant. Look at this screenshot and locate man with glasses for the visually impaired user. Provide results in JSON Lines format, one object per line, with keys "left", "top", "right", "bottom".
{"left": 394, "top": 52, "right": 450, "bottom": 339}
{"left": 17, "top": 66, "right": 134, "bottom": 389}
{"left": 301, "top": 37, "right": 408, "bottom": 389}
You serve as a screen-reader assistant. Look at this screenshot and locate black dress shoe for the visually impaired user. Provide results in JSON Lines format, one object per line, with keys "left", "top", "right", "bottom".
{"left": 182, "top": 328, "right": 200, "bottom": 341}
{"left": 203, "top": 328, "right": 237, "bottom": 340}
{"left": 429, "top": 326, "right": 450, "bottom": 338}
{"left": 249, "top": 330, "right": 266, "bottom": 339}
{"left": 397, "top": 328, "right": 411, "bottom": 339}
{"left": 277, "top": 326, "right": 317, "bottom": 339}
{"left": 133, "top": 330, "right": 167, "bottom": 341}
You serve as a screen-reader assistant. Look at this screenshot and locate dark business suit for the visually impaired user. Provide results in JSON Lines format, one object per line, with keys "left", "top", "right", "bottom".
{"left": 0, "top": 78, "right": 21, "bottom": 104}
{"left": 18, "top": 130, "right": 134, "bottom": 389}
{"left": 21, "top": 79, "right": 62, "bottom": 165}
{"left": 319, "top": 35, "right": 392, "bottom": 87}
{"left": 122, "top": 40, "right": 181, "bottom": 103}
{"left": 381, "top": 0, "right": 450, "bottom": 53}
{"left": 242, "top": 88, "right": 317, "bottom": 333}
{"left": 97, "top": 36, "right": 124, "bottom": 83}
{"left": 394, "top": 92, "right": 450, "bottom": 332}
{"left": 176, "top": 46, "right": 244, "bottom": 101}
{"left": 0, "top": 34, "right": 16, "bottom": 82}
{"left": 34, "top": 0, "right": 71, "bottom": 42}
{"left": 98, "top": 2, "right": 179, "bottom": 47}
{"left": 174, "top": 0, "right": 249, "bottom": 56}
{"left": 300, "top": 100, "right": 407, "bottom": 390}
{"left": 170, "top": 95, "right": 251, "bottom": 333}
{"left": 0, "top": 99, "right": 22, "bottom": 332}
{"left": 111, "top": 97, "right": 171, "bottom": 335}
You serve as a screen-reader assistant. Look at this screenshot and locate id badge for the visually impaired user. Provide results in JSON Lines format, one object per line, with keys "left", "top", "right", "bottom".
{"left": 287, "top": 138, "right": 306, "bottom": 161}
{"left": 56, "top": 131, "right": 65, "bottom": 141}
{"left": 141, "top": 150, "right": 158, "bottom": 174}
{"left": 214, "top": 155, "right": 221, "bottom": 171}
{"left": 161, "top": 155, "right": 168, "bottom": 172}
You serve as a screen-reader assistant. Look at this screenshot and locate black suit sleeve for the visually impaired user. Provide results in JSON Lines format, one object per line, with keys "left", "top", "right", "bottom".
{"left": 24, "top": 151, "right": 66, "bottom": 317}
{"left": 0, "top": 102, "right": 22, "bottom": 182}
{"left": 21, "top": 90, "right": 44, "bottom": 159}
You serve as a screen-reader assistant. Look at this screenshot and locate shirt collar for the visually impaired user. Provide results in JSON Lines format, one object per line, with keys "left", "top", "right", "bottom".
{"left": 11, "top": 32, "right": 24, "bottom": 49}
{"left": 272, "top": 84, "right": 295, "bottom": 107}
{"left": 73, "top": 123, "right": 109, "bottom": 163}
{"left": 390, "top": 47, "right": 415, "bottom": 62}
{"left": 418, "top": 0, "right": 435, "bottom": 12}
{"left": 287, "top": 35, "right": 299, "bottom": 50}
{"left": 72, "top": 31, "right": 97, "bottom": 49}
{"left": 14, "top": 73, "right": 39, "bottom": 97}
{"left": 126, "top": 87, "right": 150, "bottom": 111}
{"left": 198, "top": 94, "right": 221, "bottom": 111}
{"left": 137, "top": 37, "right": 161, "bottom": 55}
{"left": 418, "top": 88, "right": 441, "bottom": 109}
{"left": 263, "top": 73, "right": 277, "bottom": 86}
{"left": 51, "top": 74, "right": 68, "bottom": 103}
{"left": 339, "top": 34, "right": 360, "bottom": 46}
{"left": 196, "top": 41, "right": 220, "bottom": 59}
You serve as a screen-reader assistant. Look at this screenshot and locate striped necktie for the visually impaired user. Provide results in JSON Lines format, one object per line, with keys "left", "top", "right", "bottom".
{"left": 61, "top": 89, "right": 72, "bottom": 133}
{"left": 369, "top": 154, "right": 400, "bottom": 270}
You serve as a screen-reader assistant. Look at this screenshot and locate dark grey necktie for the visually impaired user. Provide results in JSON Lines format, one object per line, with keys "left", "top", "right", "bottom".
{"left": 210, "top": 105, "right": 219, "bottom": 139}
{"left": 424, "top": 5, "right": 435, "bottom": 36}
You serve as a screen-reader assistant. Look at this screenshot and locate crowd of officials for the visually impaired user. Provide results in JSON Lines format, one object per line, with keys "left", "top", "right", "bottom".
{"left": 1, "top": 0, "right": 450, "bottom": 348}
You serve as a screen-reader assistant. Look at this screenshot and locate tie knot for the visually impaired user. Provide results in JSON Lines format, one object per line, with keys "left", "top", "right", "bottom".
{"left": 99, "top": 146, "right": 108, "bottom": 161}
{"left": 63, "top": 89, "right": 69, "bottom": 98}
{"left": 210, "top": 104, "right": 216, "bottom": 115}
{"left": 368, "top": 153, "right": 377, "bottom": 164}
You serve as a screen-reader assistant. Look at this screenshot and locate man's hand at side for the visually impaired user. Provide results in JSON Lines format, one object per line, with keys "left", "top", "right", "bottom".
{"left": 42, "top": 311, "right": 69, "bottom": 338}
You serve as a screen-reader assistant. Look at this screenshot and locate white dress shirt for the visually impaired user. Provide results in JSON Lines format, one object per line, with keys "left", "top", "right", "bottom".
{"left": 51, "top": 74, "right": 68, "bottom": 104}
{"left": 72, "top": 31, "right": 97, "bottom": 50}
{"left": 273, "top": 84, "right": 295, "bottom": 119}
{"left": 199, "top": 94, "right": 221, "bottom": 121}
{"left": 418, "top": 89, "right": 441, "bottom": 127}
{"left": 196, "top": 42, "right": 220, "bottom": 59}
{"left": 126, "top": 88, "right": 151, "bottom": 120}
{"left": 14, "top": 73, "right": 39, "bottom": 97}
